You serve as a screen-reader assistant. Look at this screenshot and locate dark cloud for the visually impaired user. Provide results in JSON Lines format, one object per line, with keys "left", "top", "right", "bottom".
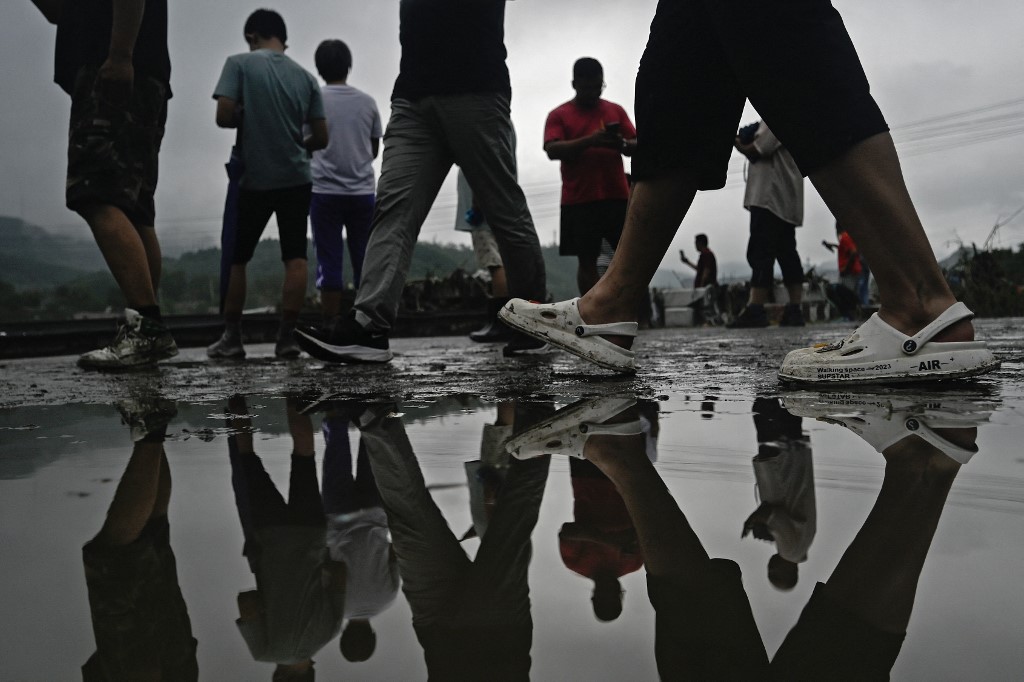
{"left": 2, "top": 0, "right": 1021, "bottom": 266}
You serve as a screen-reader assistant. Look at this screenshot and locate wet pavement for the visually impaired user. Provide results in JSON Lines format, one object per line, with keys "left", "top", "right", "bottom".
{"left": 1, "top": 319, "right": 1023, "bottom": 680}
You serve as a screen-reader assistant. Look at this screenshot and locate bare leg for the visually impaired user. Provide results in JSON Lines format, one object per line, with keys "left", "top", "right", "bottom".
{"left": 227, "top": 394, "right": 254, "bottom": 451}
{"left": 490, "top": 265, "right": 508, "bottom": 298}
{"left": 286, "top": 398, "right": 316, "bottom": 458}
{"left": 576, "top": 135, "right": 972, "bottom": 347}
{"left": 748, "top": 286, "right": 770, "bottom": 306}
{"left": 223, "top": 264, "right": 247, "bottom": 323}
{"left": 577, "top": 170, "right": 699, "bottom": 342}
{"left": 785, "top": 282, "right": 803, "bottom": 305}
{"left": 822, "top": 428, "right": 972, "bottom": 633}
{"left": 93, "top": 442, "right": 165, "bottom": 547}
{"left": 577, "top": 256, "right": 600, "bottom": 296}
{"left": 81, "top": 205, "right": 158, "bottom": 310}
{"left": 809, "top": 133, "right": 971, "bottom": 342}
{"left": 321, "top": 290, "right": 344, "bottom": 319}
{"left": 584, "top": 428, "right": 710, "bottom": 575}
{"left": 281, "top": 258, "right": 307, "bottom": 318}
{"left": 137, "top": 225, "right": 162, "bottom": 293}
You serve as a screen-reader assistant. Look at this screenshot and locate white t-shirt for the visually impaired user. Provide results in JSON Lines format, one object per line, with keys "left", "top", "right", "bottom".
{"left": 326, "top": 507, "right": 400, "bottom": 619}
{"left": 311, "top": 84, "right": 383, "bottom": 195}
{"left": 743, "top": 122, "right": 804, "bottom": 227}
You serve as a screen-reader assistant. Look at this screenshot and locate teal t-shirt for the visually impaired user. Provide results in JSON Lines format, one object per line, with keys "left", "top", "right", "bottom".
{"left": 214, "top": 49, "right": 325, "bottom": 191}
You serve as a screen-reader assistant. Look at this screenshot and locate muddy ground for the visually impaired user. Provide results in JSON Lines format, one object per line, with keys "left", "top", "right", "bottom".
{"left": 1, "top": 319, "right": 1021, "bottom": 409}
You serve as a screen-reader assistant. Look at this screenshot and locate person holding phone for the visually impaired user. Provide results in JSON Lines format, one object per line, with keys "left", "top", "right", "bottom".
{"left": 544, "top": 57, "right": 637, "bottom": 295}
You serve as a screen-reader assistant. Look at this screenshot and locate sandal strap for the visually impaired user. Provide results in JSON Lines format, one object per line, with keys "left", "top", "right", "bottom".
{"left": 580, "top": 420, "right": 644, "bottom": 437}
{"left": 900, "top": 302, "right": 974, "bottom": 355}
{"left": 575, "top": 321, "right": 639, "bottom": 338}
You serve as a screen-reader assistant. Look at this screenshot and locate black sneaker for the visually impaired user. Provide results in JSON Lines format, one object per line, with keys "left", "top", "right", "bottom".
{"left": 726, "top": 304, "right": 769, "bottom": 329}
{"left": 470, "top": 298, "right": 514, "bottom": 343}
{"left": 295, "top": 314, "right": 393, "bottom": 363}
{"left": 502, "top": 331, "right": 552, "bottom": 357}
{"left": 779, "top": 303, "right": 805, "bottom": 327}
{"left": 470, "top": 318, "right": 515, "bottom": 343}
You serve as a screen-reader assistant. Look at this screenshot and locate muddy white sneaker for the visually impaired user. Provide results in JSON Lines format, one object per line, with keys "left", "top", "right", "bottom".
{"left": 116, "top": 397, "right": 178, "bottom": 442}
{"left": 78, "top": 309, "right": 178, "bottom": 370}
{"left": 207, "top": 331, "right": 246, "bottom": 359}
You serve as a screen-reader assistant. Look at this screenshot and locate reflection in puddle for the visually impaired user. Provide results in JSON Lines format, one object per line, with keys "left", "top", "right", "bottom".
{"left": 1, "top": 388, "right": 1022, "bottom": 680}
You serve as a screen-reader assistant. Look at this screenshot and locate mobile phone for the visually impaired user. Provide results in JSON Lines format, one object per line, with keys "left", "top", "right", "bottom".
{"left": 605, "top": 121, "right": 621, "bottom": 135}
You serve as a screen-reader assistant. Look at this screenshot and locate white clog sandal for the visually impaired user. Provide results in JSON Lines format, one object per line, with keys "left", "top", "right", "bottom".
{"left": 779, "top": 302, "right": 999, "bottom": 385}
{"left": 498, "top": 298, "right": 638, "bottom": 373}
{"left": 505, "top": 397, "right": 641, "bottom": 460}
{"left": 782, "top": 392, "right": 991, "bottom": 464}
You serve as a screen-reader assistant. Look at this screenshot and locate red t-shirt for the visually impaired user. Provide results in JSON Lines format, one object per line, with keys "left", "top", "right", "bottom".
{"left": 838, "top": 231, "right": 862, "bottom": 276}
{"left": 558, "top": 477, "right": 644, "bottom": 580}
{"left": 544, "top": 99, "right": 636, "bottom": 206}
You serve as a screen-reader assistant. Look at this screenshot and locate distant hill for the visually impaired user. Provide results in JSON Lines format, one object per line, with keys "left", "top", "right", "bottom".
{"left": 4, "top": 215, "right": 739, "bottom": 318}
{"left": 0, "top": 216, "right": 108, "bottom": 289}
{"left": 0, "top": 216, "right": 585, "bottom": 313}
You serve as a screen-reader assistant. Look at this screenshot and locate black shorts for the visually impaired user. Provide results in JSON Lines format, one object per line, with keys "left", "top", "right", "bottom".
{"left": 747, "top": 207, "right": 804, "bottom": 287}
{"left": 234, "top": 184, "right": 312, "bottom": 264}
{"left": 772, "top": 583, "right": 906, "bottom": 679}
{"left": 631, "top": 0, "right": 889, "bottom": 188}
{"left": 649, "top": 564, "right": 905, "bottom": 680}
{"left": 648, "top": 559, "right": 770, "bottom": 678}
{"left": 559, "top": 199, "right": 627, "bottom": 258}
{"left": 66, "top": 66, "right": 168, "bottom": 227}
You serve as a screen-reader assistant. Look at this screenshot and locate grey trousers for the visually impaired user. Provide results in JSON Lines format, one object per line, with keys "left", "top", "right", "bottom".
{"left": 354, "top": 94, "right": 547, "bottom": 331}
{"left": 358, "top": 410, "right": 550, "bottom": 630}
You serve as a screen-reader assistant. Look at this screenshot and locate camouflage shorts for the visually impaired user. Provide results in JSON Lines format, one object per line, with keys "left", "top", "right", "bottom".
{"left": 81, "top": 518, "right": 197, "bottom": 681}
{"left": 66, "top": 66, "right": 168, "bottom": 227}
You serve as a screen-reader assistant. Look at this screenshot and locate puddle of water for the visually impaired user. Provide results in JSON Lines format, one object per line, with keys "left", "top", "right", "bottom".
{"left": 1, "top": 388, "right": 1023, "bottom": 680}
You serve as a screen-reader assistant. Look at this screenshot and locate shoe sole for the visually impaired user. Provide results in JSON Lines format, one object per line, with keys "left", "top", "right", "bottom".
{"left": 503, "top": 343, "right": 553, "bottom": 357}
{"left": 470, "top": 333, "right": 515, "bottom": 343}
{"left": 295, "top": 328, "right": 393, "bottom": 363}
{"left": 207, "top": 347, "right": 246, "bottom": 359}
{"left": 779, "top": 354, "right": 1000, "bottom": 386}
{"left": 78, "top": 345, "right": 179, "bottom": 370}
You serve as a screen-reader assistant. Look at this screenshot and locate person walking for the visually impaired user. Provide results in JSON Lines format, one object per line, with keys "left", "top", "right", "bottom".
{"left": 296, "top": 0, "right": 548, "bottom": 363}
{"left": 498, "top": 0, "right": 997, "bottom": 384}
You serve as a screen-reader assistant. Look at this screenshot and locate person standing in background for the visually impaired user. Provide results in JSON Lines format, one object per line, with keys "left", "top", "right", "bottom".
{"left": 33, "top": 0, "right": 178, "bottom": 369}
{"left": 729, "top": 121, "right": 806, "bottom": 328}
{"left": 207, "top": 9, "right": 327, "bottom": 360}
{"left": 544, "top": 57, "right": 637, "bottom": 295}
{"left": 309, "top": 39, "right": 383, "bottom": 320}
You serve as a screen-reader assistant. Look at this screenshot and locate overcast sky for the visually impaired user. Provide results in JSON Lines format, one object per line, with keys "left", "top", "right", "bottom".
{"left": 2, "top": 0, "right": 1023, "bottom": 277}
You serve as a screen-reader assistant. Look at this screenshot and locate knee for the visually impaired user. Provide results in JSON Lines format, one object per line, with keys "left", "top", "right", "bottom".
{"left": 79, "top": 203, "right": 126, "bottom": 230}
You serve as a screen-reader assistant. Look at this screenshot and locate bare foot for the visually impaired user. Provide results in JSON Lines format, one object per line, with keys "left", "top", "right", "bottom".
{"left": 882, "top": 426, "right": 975, "bottom": 476}
{"left": 877, "top": 297, "right": 976, "bottom": 343}
{"left": 577, "top": 292, "right": 639, "bottom": 350}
